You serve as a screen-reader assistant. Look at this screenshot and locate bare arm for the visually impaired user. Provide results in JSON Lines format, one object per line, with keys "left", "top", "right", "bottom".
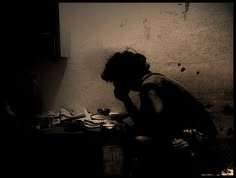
{"left": 120, "top": 89, "right": 163, "bottom": 123}
{"left": 114, "top": 87, "right": 140, "bottom": 122}
{"left": 146, "top": 89, "right": 163, "bottom": 113}
{"left": 122, "top": 97, "right": 140, "bottom": 121}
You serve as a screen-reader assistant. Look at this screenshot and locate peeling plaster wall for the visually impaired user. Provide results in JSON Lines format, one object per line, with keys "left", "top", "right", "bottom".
{"left": 36, "top": 3, "right": 233, "bottom": 137}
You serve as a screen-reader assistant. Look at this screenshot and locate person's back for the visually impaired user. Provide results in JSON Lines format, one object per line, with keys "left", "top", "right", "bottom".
{"left": 132, "top": 72, "right": 219, "bottom": 176}
{"left": 139, "top": 73, "right": 217, "bottom": 142}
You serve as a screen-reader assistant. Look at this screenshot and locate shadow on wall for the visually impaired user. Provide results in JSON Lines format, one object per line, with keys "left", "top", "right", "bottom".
{"left": 60, "top": 48, "right": 126, "bottom": 113}
{"left": 224, "top": 3, "right": 233, "bottom": 13}
{"left": 33, "top": 48, "right": 123, "bottom": 114}
{"left": 33, "top": 58, "right": 68, "bottom": 112}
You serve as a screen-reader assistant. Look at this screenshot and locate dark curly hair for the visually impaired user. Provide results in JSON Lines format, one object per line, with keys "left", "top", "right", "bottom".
{"left": 101, "top": 50, "right": 150, "bottom": 82}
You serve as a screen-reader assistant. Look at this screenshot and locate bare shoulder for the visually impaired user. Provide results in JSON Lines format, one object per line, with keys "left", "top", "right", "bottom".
{"left": 142, "top": 74, "right": 166, "bottom": 87}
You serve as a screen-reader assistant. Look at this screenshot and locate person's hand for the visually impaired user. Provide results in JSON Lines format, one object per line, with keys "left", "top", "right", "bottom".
{"left": 114, "top": 87, "right": 130, "bottom": 102}
{"left": 182, "top": 129, "right": 208, "bottom": 144}
{"left": 171, "top": 138, "right": 189, "bottom": 151}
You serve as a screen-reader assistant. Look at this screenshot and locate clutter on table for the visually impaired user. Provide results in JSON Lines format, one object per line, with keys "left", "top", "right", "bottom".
{"left": 37, "top": 108, "right": 131, "bottom": 133}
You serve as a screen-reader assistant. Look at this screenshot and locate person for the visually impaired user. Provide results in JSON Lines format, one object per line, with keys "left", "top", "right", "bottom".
{"left": 2, "top": 70, "right": 42, "bottom": 133}
{"left": 101, "top": 49, "right": 219, "bottom": 176}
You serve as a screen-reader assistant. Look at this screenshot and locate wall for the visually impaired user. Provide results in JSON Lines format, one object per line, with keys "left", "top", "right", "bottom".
{"left": 35, "top": 3, "right": 233, "bottom": 137}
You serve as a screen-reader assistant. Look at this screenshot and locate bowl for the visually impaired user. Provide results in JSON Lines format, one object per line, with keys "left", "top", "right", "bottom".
{"left": 97, "top": 108, "right": 110, "bottom": 116}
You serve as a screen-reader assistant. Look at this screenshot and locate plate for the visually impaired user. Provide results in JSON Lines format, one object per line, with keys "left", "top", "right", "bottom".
{"left": 91, "top": 114, "right": 111, "bottom": 120}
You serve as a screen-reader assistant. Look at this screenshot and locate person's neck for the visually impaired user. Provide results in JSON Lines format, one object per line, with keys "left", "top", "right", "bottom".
{"left": 141, "top": 70, "right": 152, "bottom": 81}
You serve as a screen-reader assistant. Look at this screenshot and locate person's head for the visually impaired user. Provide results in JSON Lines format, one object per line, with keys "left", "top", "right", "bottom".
{"left": 101, "top": 50, "right": 150, "bottom": 91}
